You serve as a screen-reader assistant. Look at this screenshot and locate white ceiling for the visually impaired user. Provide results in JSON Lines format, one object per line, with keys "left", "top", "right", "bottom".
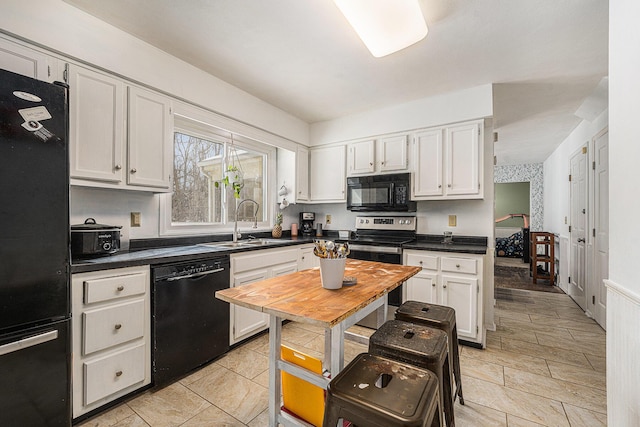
{"left": 63, "top": 0, "right": 608, "bottom": 165}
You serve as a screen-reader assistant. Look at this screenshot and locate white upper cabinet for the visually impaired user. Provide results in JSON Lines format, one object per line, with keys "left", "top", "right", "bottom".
{"left": 296, "top": 146, "right": 309, "bottom": 201}
{"left": 309, "top": 145, "right": 346, "bottom": 202}
{"left": 68, "top": 63, "right": 172, "bottom": 192}
{"left": 127, "top": 86, "right": 172, "bottom": 189}
{"left": 0, "top": 37, "right": 59, "bottom": 82}
{"left": 379, "top": 135, "right": 408, "bottom": 172}
{"left": 347, "top": 140, "right": 375, "bottom": 175}
{"left": 69, "top": 65, "right": 125, "bottom": 183}
{"left": 412, "top": 121, "right": 483, "bottom": 200}
{"left": 347, "top": 135, "right": 408, "bottom": 176}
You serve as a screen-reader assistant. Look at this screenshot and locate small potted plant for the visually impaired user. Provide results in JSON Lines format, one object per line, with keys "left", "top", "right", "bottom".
{"left": 272, "top": 212, "right": 283, "bottom": 238}
{"left": 214, "top": 165, "right": 244, "bottom": 199}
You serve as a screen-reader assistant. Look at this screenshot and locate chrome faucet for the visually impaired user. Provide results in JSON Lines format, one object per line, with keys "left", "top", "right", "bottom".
{"left": 233, "top": 199, "right": 259, "bottom": 242}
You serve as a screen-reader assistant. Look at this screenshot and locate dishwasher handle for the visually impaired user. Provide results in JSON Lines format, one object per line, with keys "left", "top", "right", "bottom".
{"left": 165, "top": 267, "right": 226, "bottom": 281}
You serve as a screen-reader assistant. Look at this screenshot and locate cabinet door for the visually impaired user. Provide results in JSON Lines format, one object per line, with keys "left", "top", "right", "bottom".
{"left": 441, "top": 275, "right": 478, "bottom": 339}
{"left": 347, "top": 140, "right": 375, "bottom": 176}
{"left": 405, "top": 272, "right": 439, "bottom": 304}
{"left": 298, "top": 246, "right": 319, "bottom": 271}
{"left": 127, "top": 86, "right": 172, "bottom": 189}
{"left": 445, "top": 123, "right": 480, "bottom": 196}
{"left": 272, "top": 262, "right": 298, "bottom": 277}
{"left": 231, "top": 269, "right": 270, "bottom": 343}
{"left": 413, "top": 130, "right": 444, "bottom": 197}
{"left": 310, "top": 145, "right": 346, "bottom": 202}
{"left": 69, "top": 65, "right": 125, "bottom": 182}
{"left": 379, "top": 135, "right": 407, "bottom": 172}
{"left": 0, "top": 38, "right": 57, "bottom": 82}
{"left": 296, "top": 146, "right": 309, "bottom": 201}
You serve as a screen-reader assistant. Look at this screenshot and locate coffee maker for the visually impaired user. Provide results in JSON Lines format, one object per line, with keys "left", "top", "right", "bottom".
{"left": 300, "top": 212, "right": 315, "bottom": 235}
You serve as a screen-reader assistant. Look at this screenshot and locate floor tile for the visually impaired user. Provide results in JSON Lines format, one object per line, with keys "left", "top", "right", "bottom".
{"left": 186, "top": 368, "right": 268, "bottom": 424}
{"left": 500, "top": 317, "right": 574, "bottom": 337}
{"left": 127, "top": 383, "right": 211, "bottom": 427}
{"left": 584, "top": 353, "right": 607, "bottom": 374}
{"left": 461, "top": 375, "right": 570, "bottom": 426}
{"left": 459, "top": 353, "right": 505, "bottom": 385}
{"left": 500, "top": 337, "right": 591, "bottom": 368}
{"left": 454, "top": 401, "right": 507, "bottom": 426}
{"left": 462, "top": 345, "right": 551, "bottom": 377}
{"left": 77, "top": 404, "right": 138, "bottom": 427}
{"left": 562, "top": 403, "right": 608, "bottom": 427}
{"left": 528, "top": 315, "right": 605, "bottom": 334}
{"left": 546, "top": 360, "right": 606, "bottom": 390}
{"left": 111, "top": 414, "right": 151, "bottom": 427}
{"left": 493, "top": 324, "right": 539, "bottom": 343}
{"left": 180, "top": 405, "right": 245, "bottom": 426}
{"left": 495, "top": 307, "right": 531, "bottom": 322}
{"left": 506, "top": 414, "right": 546, "bottom": 426}
{"left": 503, "top": 367, "right": 607, "bottom": 414}
{"left": 535, "top": 333, "right": 606, "bottom": 357}
{"left": 216, "top": 346, "right": 269, "bottom": 380}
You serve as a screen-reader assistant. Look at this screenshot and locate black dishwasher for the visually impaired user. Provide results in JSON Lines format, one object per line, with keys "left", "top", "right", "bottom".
{"left": 152, "top": 256, "right": 230, "bottom": 387}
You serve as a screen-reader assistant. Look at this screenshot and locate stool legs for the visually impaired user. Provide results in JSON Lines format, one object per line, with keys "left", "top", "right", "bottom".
{"left": 451, "top": 325, "right": 464, "bottom": 405}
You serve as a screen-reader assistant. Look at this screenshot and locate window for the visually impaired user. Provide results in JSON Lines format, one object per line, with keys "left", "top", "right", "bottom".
{"left": 161, "top": 116, "right": 275, "bottom": 235}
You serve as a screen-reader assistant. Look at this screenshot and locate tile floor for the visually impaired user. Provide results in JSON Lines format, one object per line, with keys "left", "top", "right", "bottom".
{"left": 79, "top": 288, "right": 606, "bottom": 427}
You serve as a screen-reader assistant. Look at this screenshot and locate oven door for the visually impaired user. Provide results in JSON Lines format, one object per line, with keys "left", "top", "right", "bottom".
{"left": 348, "top": 245, "right": 403, "bottom": 306}
{"left": 347, "top": 180, "right": 394, "bottom": 211}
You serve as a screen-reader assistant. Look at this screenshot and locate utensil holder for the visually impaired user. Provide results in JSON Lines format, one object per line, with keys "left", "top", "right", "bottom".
{"left": 319, "top": 258, "right": 346, "bottom": 289}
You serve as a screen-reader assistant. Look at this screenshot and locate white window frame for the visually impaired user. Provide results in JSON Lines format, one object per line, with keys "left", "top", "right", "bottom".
{"left": 160, "top": 113, "right": 276, "bottom": 237}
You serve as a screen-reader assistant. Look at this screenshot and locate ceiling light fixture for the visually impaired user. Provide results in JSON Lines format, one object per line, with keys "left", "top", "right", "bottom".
{"left": 334, "top": 0, "right": 428, "bottom": 58}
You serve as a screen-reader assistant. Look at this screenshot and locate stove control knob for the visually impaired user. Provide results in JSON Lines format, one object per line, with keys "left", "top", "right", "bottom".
{"left": 102, "top": 242, "right": 112, "bottom": 251}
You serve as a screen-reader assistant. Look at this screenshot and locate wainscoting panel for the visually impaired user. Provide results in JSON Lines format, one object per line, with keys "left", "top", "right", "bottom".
{"left": 605, "top": 279, "right": 640, "bottom": 425}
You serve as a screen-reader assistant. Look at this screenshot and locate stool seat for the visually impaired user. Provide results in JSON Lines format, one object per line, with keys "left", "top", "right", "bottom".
{"left": 323, "top": 353, "right": 442, "bottom": 427}
{"left": 396, "top": 301, "right": 464, "bottom": 406}
{"left": 369, "top": 320, "right": 454, "bottom": 427}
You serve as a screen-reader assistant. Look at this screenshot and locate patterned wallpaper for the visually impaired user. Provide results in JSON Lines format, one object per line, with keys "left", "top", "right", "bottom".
{"left": 494, "top": 163, "right": 543, "bottom": 231}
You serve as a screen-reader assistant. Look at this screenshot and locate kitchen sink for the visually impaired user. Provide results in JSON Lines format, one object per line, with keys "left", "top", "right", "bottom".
{"left": 199, "top": 238, "right": 291, "bottom": 249}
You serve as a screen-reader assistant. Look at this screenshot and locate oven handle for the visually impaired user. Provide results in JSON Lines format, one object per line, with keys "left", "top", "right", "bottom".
{"left": 349, "top": 244, "right": 402, "bottom": 254}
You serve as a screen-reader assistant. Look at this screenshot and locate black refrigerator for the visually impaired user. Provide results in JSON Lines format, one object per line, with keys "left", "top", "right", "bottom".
{"left": 0, "top": 69, "right": 71, "bottom": 426}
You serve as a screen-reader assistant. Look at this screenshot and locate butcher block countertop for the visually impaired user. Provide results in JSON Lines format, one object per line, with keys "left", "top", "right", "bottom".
{"left": 216, "top": 259, "right": 420, "bottom": 328}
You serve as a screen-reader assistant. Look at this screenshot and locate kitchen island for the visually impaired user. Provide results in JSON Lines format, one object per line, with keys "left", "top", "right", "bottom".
{"left": 216, "top": 259, "right": 420, "bottom": 427}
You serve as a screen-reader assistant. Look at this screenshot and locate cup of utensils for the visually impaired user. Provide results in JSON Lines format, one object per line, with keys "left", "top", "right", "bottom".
{"left": 314, "top": 240, "right": 351, "bottom": 289}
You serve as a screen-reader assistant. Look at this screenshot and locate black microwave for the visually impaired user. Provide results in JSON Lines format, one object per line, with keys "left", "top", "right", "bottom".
{"left": 347, "top": 173, "right": 416, "bottom": 212}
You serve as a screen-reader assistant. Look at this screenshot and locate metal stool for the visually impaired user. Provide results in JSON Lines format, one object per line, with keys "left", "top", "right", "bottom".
{"left": 323, "top": 353, "right": 443, "bottom": 427}
{"left": 396, "top": 301, "right": 464, "bottom": 406}
{"left": 369, "top": 320, "right": 455, "bottom": 427}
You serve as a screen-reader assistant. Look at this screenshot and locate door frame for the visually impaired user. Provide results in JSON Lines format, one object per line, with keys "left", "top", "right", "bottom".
{"left": 568, "top": 145, "right": 588, "bottom": 310}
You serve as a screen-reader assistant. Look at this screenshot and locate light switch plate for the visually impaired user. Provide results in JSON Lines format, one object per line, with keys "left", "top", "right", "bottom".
{"left": 131, "top": 212, "right": 141, "bottom": 227}
{"left": 448, "top": 215, "right": 457, "bottom": 227}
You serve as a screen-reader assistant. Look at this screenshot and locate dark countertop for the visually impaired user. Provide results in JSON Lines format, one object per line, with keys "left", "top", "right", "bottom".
{"left": 403, "top": 234, "right": 488, "bottom": 255}
{"left": 71, "top": 235, "right": 316, "bottom": 274}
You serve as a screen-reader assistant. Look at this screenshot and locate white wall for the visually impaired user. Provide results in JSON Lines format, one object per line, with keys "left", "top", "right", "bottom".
{"left": 0, "top": 0, "right": 308, "bottom": 146}
{"left": 543, "top": 109, "right": 608, "bottom": 236}
{"left": 310, "top": 84, "right": 493, "bottom": 145}
{"left": 607, "top": 0, "right": 640, "bottom": 424}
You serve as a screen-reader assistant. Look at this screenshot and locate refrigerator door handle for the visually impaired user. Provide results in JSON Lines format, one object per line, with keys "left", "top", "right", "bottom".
{"left": 0, "top": 330, "right": 58, "bottom": 356}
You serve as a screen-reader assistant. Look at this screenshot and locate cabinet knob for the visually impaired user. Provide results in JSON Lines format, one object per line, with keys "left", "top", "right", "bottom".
{"left": 116, "top": 285, "right": 124, "bottom": 292}
{"left": 115, "top": 370, "right": 123, "bottom": 377}
{"left": 438, "top": 185, "right": 442, "bottom": 188}
{"left": 381, "top": 161, "right": 385, "bottom": 165}
{"left": 301, "top": 256, "right": 305, "bottom": 260}
{"left": 114, "top": 324, "right": 122, "bottom": 330}
{"left": 419, "top": 260, "right": 423, "bottom": 265}
{"left": 448, "top": 184, "right": 452, "bottom": 188}
{"left": 369, "top": 162, "right": 373, "bottom": 166}
{"left": 456, "top": 264, "right": 461, "bottom": 268}
{"left": 432, "top": 283, "right": 436, "bottom": 287}
{"left": 114, "top": 164, "right": 122, "bottom": 170}
{"left": 443, "top": 284, "right": 447, "bottom": 288}
{"left": 130, "top": 168, "right": 137, "bottom": 174}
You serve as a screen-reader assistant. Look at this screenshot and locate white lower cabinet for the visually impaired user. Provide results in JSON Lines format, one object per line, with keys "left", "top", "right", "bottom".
{"left": 298, "top": 243, "right": 320, "bottom": 271}
{"left": 404, "top": 250, "right": 484, "bottom": 344}
{"left": 229, "top": 247, "right": 300, "bottom": 344}
{"left": 71, "top": 266, "right": 151, "bottom": 418}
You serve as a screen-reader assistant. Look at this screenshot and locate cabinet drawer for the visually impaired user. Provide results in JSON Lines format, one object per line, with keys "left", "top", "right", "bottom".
{"left": 441, "top": 257, "right": 477, "bottom": 275}
{"left": 83, "top": 299, "right": 145, "bottom": 355}
{"left": 405, "top": 253, "right": 439, "bottom": 270}
{"left": 83, "top": 343, "right": 145, "bottom": 405}
{"left": 84, "top": 272, "right": 146, "bottom": 304}
{"left": 233, "top": 248, "right": 298, "bottom": 273}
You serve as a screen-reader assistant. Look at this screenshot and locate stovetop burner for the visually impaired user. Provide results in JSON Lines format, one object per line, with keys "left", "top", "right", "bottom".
{"left": 349, "top": 215, "right": 417, "bottom": 247}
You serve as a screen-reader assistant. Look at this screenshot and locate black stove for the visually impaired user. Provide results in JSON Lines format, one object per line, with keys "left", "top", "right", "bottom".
{"left": 346, "top": 216, "right": 417, "bottom": 311}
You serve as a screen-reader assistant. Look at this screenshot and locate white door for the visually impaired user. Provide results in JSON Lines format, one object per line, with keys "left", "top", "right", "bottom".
{"left": 347, "top": 140, "right": 375, "bottom": 176}
{"left": 569, "top": 147, "right": 588, "bottom": 310}
{"left": 405, "top": 272, "right": 439, "bottom": 304}
{"left": 231, "top": 269, "right": 269, "bottom": 344}
{"left": 593, "top": 130, "right": 609, "bottom": 328}
{"left": 378, "top": 135, "right": 407, "bottom": 172}
{"left": 445, "top": 123, "right": 480, "bottom": 196}
{"left": 412, "top": 130, "right": 443, "bottom": 197}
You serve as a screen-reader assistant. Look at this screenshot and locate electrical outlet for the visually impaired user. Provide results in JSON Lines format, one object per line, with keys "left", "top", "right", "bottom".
{"left": 326, "top": 214, "right": 331, "bottom": 225}
{"left": 131, "top": 212, "right": 141, "bottom": 227}
{"left": 448, "top": 215, "right": 457, "bottom": 227}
